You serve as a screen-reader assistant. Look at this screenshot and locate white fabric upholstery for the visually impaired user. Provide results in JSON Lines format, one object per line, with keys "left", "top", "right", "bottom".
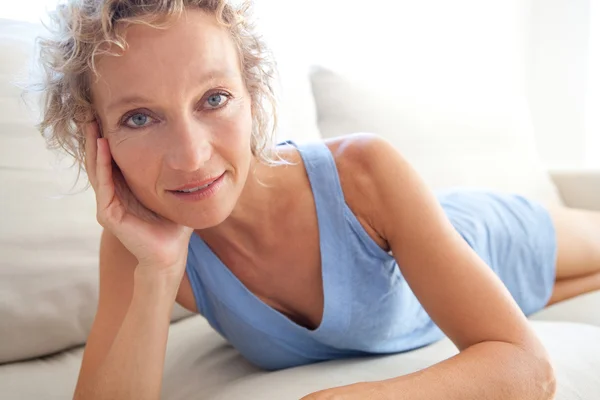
{"left": 0, "top": 18, "right": 100, "bottom": 364}
{"left": 1, "top": 317, "right": 600, "bottom": 400}
{"left": 531, "top": 291, "right": 600, "bottom": 327}
{"left": 211, "top": 321, "right": 600, "bottom": 400}
{"left": 550, "top": 169, "right": 600, "bottom": 211}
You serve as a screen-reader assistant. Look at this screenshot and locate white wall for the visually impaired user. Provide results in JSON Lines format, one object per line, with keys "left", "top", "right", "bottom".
{"left": 586, "top": 0, "right": 600, "bottom": 166}
{"left": 258, "top": 0, "right": 597, "bottom": 169}
{"left": 526, "top": 0, "right": 592, "bottom": 168}
{"left": 259, "top": 0, "right": 531, "bottom": 113}
{"left": 0, "top": 0, "right": 55, "bottom": 23}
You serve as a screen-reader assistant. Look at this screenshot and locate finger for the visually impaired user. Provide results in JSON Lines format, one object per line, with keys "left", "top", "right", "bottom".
{"left": 94, "top": 138, "right": 117, "bottom": 214}
{"left": 83, "top": 122, "right": 100, "bottom": 188}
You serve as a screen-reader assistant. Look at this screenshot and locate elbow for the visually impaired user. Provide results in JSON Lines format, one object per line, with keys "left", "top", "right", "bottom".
{"left": 537, "top": 356, "right": 557, "bottom": 400}
{"left": 496, "top": 340, "right": 556, "bottom": 399}
{"left": 524, "top": 350, "right": 556, "bottom": 400}
{"left": 509, "top": 334, "right": 556, "bottom": 399}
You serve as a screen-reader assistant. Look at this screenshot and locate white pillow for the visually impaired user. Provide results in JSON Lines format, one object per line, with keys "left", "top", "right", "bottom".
{"left": 309, "top": 66, "right": 562, "bottom": 205}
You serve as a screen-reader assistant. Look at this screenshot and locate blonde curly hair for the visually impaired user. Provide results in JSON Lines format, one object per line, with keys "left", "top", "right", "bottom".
{"left": 35, "top": 0, "right": 278, "bottom": 177}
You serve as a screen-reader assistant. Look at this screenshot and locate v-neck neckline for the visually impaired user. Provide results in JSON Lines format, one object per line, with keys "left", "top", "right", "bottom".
{"left": 188, "top": 141, "right": 353, "bottom": 339}
{"left": 190, "top": 226, "right": 331, "bottom": 335}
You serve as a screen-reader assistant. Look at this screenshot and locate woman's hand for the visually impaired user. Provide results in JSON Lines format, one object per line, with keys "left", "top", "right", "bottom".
{"left": 84, "top": 121, "right": 193, "bottom": 279}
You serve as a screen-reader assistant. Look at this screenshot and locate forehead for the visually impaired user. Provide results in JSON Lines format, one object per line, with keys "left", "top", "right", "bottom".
{"left": 91, "top": 9, "right": 241, "bottom": 102}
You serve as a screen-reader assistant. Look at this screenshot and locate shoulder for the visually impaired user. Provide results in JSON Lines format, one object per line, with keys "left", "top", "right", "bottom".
{"left": 325, "top": 133, "right": 411, "bottom": 198}
{"left": 324, "top": 133, "right": 411, "bottom": 248}
{"left": 325, "top": 133, "right": 400, "bottom": 172}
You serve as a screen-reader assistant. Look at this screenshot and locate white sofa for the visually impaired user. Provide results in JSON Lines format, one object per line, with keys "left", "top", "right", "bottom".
{"left": 2, "top": 8, "right": 600, "bottom": 400}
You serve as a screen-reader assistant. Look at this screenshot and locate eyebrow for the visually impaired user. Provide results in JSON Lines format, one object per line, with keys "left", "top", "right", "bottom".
{"left": 104, "top": 69, "right": 238, "bottom": 113}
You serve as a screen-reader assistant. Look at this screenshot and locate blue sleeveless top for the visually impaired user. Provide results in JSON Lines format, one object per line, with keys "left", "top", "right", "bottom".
{"left": 184, "top": 141, "right": 445, "bottom": 370}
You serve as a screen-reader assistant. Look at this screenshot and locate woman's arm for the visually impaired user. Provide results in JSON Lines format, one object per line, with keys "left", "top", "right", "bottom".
{"left": 385, "top": 341, "right": 553, "bottom": 398}
{"left": 306, "top": 134, "right": 556, "bottom": 399}
{"left": 73, "top": 231, "right": 181, "bottom": 400}
{"left": 306, "top": 341, "right": 553, "bottom": 399}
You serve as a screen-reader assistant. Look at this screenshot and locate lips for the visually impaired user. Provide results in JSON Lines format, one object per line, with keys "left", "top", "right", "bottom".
{"left": 175, "top": 181, "right": 213, "bottom": 193}
{"left": 169, "top": 174, "right": 223, "bottom": 193}
{"left": 167, "top": 173, "right": 226, "bottom": 203}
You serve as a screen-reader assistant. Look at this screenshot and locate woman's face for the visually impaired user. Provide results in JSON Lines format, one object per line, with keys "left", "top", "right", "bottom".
{"left": 91, "top": 9, "right": 254, "bottom": 228}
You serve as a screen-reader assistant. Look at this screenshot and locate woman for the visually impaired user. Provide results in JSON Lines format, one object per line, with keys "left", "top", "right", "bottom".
{"left": 36, "top": 0, "right": 600, "bottom": 399}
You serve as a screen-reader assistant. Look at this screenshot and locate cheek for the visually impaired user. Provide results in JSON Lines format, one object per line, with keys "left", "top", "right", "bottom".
{"left": 232, "top": 113, "right": 253, "bottom": 147}
{"left": 214, "top": 100, "right": 254, "bottom": 153}
{"left": 108, "top": 137, "right": 160, "bottom": 191}
{"left": 232, "top": 99, "right": 254, "bottom": 146}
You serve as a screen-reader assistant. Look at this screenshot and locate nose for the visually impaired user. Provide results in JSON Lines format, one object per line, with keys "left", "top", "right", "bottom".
{"left": 164, "top": 117, "right": 212, "bottom": 172}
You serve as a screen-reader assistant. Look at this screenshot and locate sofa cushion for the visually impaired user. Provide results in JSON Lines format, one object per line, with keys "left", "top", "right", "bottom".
{"left": 531, "top": 291, "right": 600, "bottom": 327}
{"left": 0, "top": 18, "right": 191, "bottom": 364}
{"left": 1, "top": 316, "right": 599, "bottom": 399}
{"left": 310, "top": 67, "right": 562, "bottom": 206}
{"left": 211, "top": 321, "right": 600, "bottom": 400}
{"left": 0, "top": 316, "right": 259, "bottom": 400}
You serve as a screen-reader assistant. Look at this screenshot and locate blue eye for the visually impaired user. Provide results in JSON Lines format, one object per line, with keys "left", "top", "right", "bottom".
{"left": 205, "top": 92, "right": 230, "bottom": 109}
{"left": 125, "top": 113, "right": 152, "bottom": 128}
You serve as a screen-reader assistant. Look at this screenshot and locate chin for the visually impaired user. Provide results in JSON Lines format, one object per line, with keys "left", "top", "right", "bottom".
{"left": 148, "top": 195, "right": 230, "bottom": 229}
{"left": 158, "top": 191, "right": 238, "bottom": 230}
{"left": 183, "top": 206, "right": 234, "bottom": 230}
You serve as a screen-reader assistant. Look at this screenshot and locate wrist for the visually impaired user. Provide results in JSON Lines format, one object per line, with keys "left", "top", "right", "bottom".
{"left": 133, "top": 265, "right": 182, "bottom": 301}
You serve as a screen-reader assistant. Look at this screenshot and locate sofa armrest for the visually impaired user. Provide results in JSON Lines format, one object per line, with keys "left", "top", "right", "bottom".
{"left": 549, "top": 169, "right": 600, "bottom": 211}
